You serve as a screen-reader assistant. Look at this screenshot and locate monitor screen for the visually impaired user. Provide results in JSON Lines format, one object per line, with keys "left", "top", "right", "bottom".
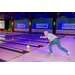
{"left": 0, "top": 21, "right": 5, "bottom": 29}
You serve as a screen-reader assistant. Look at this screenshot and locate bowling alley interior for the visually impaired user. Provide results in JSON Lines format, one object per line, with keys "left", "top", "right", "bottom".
{"left": 0, "top": 12, "right": 75, "bottom": 62}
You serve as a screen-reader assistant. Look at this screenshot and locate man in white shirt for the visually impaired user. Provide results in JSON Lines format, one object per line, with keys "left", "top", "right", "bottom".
{"left": 40, "top": 31, "right": 70, "bottom": 56}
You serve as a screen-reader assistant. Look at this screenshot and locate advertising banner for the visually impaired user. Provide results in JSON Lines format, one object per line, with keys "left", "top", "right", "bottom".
{"left": 17, "top": 24, "right": 26, "bottom": 28}
{"left": 62, "top": 24, "right": 75, "bottom": 29}
{"left": 36, "top": 23, "right": 48, "bottom": 28}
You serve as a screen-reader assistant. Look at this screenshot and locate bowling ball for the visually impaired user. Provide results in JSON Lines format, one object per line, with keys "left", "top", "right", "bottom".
{"left": 27, "top": 45, "right": 30, "bottom": 49}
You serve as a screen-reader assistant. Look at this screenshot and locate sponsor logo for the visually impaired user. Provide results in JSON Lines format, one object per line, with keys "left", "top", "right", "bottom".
{"left": 17, "top": 24, "right": 25, "bottom": 28}
{"left": 62, "top": 24, "right": 75, "bottom": 29}
{"left": 36, "top": 23, "right": 48, "bottom": 28}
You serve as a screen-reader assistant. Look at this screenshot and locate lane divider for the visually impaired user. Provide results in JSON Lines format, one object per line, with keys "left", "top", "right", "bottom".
{"left": 0, "top": 39, "right": 44, "bottom": 47}
{"left": 0, "top": 45, "right": 28, "bottom": 53}
{"left": 0, "top": 36, "right": 49, "bottom": 43}
{"left": 5, "top": 35, "right": 48, "bottom": 40}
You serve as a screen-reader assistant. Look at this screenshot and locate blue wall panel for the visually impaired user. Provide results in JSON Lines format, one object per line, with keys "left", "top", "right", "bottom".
{"left": 14, "top": 19, "right": 29, "bottom": 28}
{"left": 32, "top": 18, "right": 53, "bottom": 29}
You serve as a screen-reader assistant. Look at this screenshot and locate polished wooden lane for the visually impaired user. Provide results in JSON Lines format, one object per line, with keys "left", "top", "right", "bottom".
{"left": 8, "top": 35, "right": 75, "bottom": 62}
{"left": 0, "top": 33, "right": 47, "bottom": 61}
{"left": 0, "top": 36, "right": 49, "bottom": 43}
{"left": 0, "top": 37, "right": 47, "bottom": 46}
{"left": 0, "top": 42, "right": 38, "bottom": 51}
{"left": 0, "top": 38, "right": 47, "bottom": 52}
{"left": 0, "top": 33, "right": 65, "bottom": 52}
{"left": 0, "top": 48, "right": 23, "bottom": 61}
{"left": 0, "top": 34, "right": 65, "bottom": 42}
{"left": 0, "top": 32, "right": 66, "bottom": 62}
{"left": 0, "top": 32, "right": 65, "bottom": 40}
{"left": 5, "top": 35, "right": 48, "bottom": 40}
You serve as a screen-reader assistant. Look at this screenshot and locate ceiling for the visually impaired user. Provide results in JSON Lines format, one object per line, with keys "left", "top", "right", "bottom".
{"left": 0, "top": 12, "right": 75, "bottom": 20}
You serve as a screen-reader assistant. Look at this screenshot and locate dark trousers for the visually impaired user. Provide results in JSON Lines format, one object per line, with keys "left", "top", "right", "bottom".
{"left": 49, "top": 39, "right": 68, "bottom": 53}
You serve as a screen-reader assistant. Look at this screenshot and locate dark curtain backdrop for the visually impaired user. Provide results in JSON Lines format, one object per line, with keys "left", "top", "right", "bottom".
{"left": 5, "top": 20, "right": 9, "bottom": 30}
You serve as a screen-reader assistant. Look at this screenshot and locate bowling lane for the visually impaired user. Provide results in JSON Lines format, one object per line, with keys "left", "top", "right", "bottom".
{"left": 22, "top": 34, "right": 65, "bottom": 39}
{"left": 0, "top": 32, "right": 66, "bottom": 38}
{"left": 0, "top": 37, "right": 48, "bottom": 43}
{"left": 0, "top": 48, "right": 23, "bottom": 61}
{"left": 5, "top": 35, "right": 48, "bottom": 40}
{"left": 0, "top": 32, "right": 66, "bottom": 42}
{"left": 15, "top": 37, "right": 48, "bottom": 43}
{"left": 0, "top": 33, "right": 48, "bottom": 40}
{"left": 1, "top": 37, "right": 48, "bottom": 45}
{"left": 0, "top": 32, "right": 66, "bottom": 40}
{"left": 0, "top": 35, "right": 48, "bottom": 52}
{"left": 9, "top": 32, "right": 66, "bottom": 38}
{"left": 0, "top": 34, "right": 65, "bottom": 44}
{"left": 0, "top": 35, "right": 48, "bottom": 43}
{"left": 0, "top": 41, "right": 40, "bottom": 51}
{"left": 5, "top": 34, "right": 65, "bottom": 40}
{"left": 0, "top": 32, "right": 45, "bottom": 38}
